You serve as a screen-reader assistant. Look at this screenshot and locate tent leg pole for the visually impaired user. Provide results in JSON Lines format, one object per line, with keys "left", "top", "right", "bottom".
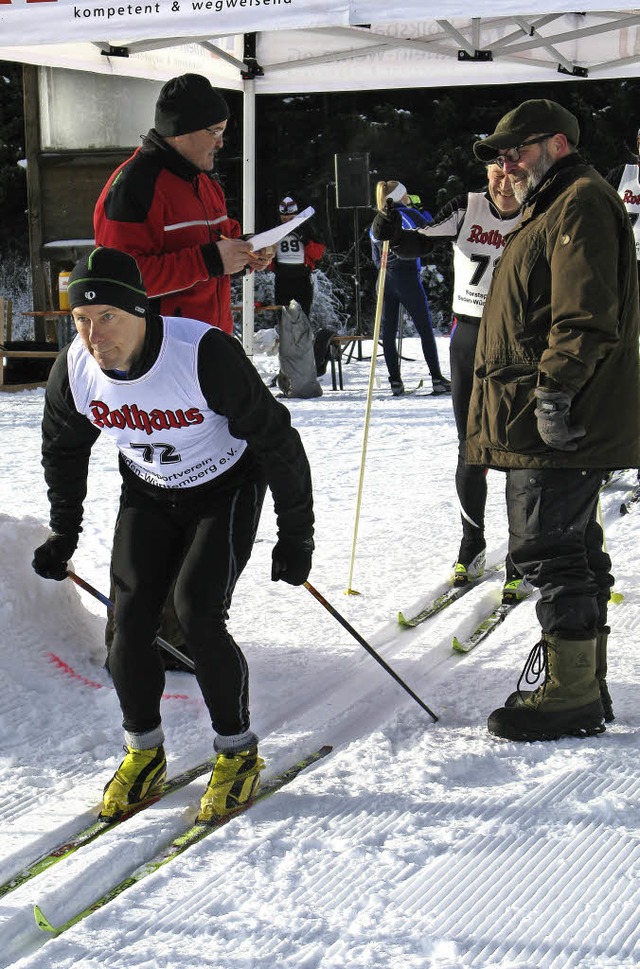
{"left": 242, "top": 77, "right": 256, "bottom": 357}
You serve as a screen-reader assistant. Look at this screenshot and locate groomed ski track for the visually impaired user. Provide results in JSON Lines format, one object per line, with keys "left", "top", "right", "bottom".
{"left": 1, "top": 345, "right": 639, "bottom": 968}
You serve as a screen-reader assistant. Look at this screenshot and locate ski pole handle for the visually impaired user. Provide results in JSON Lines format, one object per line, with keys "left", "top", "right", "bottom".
{"left": 66, "top": 570, "right": 195, "bottom": 672}
{"left": 304, "top": 581, "right": 438, "bottom": 722}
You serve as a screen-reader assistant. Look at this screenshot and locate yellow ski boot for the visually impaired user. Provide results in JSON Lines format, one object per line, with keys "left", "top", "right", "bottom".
{"left": 452, "top": 549, "right": 486, "bottom": 586}
{"left": 197, "top": 747, "right": 265, "bottom": 823}
{"left": 100, "top": 745, "right": 167, "bottom": 820}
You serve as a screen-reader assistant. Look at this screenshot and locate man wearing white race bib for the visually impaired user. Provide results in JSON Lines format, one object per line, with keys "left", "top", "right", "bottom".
{"left": 32, "top": 247, "right": 314, "bottom": 824}
{"left": 606, "top": 128, "right": 640, "bottom": 279}
{"left": 372, "top": 164, "right": 522, "bottom": 592}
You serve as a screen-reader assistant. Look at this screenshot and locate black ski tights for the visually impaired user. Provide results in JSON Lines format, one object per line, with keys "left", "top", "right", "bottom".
{"left": 450, "top": 318, "right": 486, "bottom": 554}
{"left": 109, "top": 475, "right": 266, "bottom": 738}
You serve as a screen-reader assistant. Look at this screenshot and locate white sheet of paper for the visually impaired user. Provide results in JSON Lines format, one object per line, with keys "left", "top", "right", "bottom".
{"left": 248, "top": 206, "right": 315, "bottom": 251}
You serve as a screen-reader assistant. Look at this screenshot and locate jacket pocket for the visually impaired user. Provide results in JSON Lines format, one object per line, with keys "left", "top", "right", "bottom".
{"left": 480, "top": 365, "right": 543, "bottom": 454}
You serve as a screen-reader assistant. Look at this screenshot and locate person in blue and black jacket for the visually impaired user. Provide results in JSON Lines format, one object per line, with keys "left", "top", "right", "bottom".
{"left": 370, "top": 180, "right": 451, "bottom": 396}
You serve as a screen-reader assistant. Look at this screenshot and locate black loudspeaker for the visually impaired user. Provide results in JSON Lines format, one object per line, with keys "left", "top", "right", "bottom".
{"left": 334, "top": 152, "right": 370, "bottom": 209}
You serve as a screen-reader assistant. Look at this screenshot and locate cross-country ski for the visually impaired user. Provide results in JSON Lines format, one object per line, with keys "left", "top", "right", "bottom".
{"left": 0, "top": 758, "right": 213, "bottom": 902}
{"left": 398, "top": 567, "right": 502, "bottom": 628}
{"left": 452, "top": 599, "right": 524, "bottom": 654}
{"left": 34, "top": 747, "right": 332, "bottom": 937}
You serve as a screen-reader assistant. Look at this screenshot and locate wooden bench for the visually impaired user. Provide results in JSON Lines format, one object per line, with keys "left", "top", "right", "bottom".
{"left": 0, "top": 299, "right": 60, "bottom": 391}
{"left": 231, "top": 304, "right": 283, "bottom": 313}
{"left": 0, "top": 347, "right": 59, "bottom": 391}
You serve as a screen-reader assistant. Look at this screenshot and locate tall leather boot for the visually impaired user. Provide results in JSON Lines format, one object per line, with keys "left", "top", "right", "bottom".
{"left": 488, "top": 633, "right": 605, "bottom": 741}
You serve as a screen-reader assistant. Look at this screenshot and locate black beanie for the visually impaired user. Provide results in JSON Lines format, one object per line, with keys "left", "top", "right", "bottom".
{"left": 155, "top": 73, "right": 230, "bottom": 137}
{"left": 68, "top": 248, "right": 148, "bottom": 317}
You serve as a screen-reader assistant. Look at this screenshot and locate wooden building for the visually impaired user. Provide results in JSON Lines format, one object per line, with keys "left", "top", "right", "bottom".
{"left": 23, "top": 65, "right": 163, "bottom": 324}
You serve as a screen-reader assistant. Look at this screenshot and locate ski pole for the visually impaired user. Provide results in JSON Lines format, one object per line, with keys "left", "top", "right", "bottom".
{"left": 304, "top": 580, "right": 438, "bottom": 722}
{"left": 66, "top": 570, "right": 195, "bottom": 672}
{"left": 345, "top": 239, "right": 389, "bottom": 595}
{"left": 595, "top": 495, "right": 624, "bottom": 605}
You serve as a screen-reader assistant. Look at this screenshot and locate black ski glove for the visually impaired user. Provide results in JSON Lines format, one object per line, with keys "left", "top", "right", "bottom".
{"left": 271, "top": 537, "right": 314, "bottom": 586}
{"left": 371, "top": 207, "right": 403, "bottom": 243}
{"left": 534, "top": 388, "right": 586, "bottom": 451}
{"left": 32, "top": 533, "right": 78, "bottom": 581}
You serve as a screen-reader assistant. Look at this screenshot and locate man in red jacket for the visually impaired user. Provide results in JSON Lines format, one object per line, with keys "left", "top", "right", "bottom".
{"left": 95, "top": 74, "right": 274, "bottom": 668}
{"left": 94, "top": 73, "right": 272, "bottom": 333}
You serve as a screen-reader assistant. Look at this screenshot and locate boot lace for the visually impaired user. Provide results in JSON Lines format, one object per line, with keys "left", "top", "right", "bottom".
{"left": 516, "top": 637, "right": 548, "bottom": 699}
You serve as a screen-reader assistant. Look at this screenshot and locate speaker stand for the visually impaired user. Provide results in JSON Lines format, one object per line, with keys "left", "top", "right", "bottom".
{"left": 350, "top": 209, "right": 365, "bottom": 360}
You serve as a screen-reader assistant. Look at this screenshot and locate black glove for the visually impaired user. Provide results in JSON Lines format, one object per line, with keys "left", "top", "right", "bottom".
{"left": 200, "top": 241, "right": 224, "bottom": 277}
{"left": 32, "top": 533, "right": 78, "bottom": 581}
{"left": 534, "top": 388, "right": 586, "bottom": 451}
{"left": 271, "top": 537, "right": 314, "bottom": 586}
{"left": 371, "top": 207, "right": 403, "bottom": 243}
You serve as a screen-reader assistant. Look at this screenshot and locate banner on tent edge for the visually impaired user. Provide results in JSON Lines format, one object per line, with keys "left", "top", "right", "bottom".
{"left": 0, "top": 0, "right": 350, "bottom": 47}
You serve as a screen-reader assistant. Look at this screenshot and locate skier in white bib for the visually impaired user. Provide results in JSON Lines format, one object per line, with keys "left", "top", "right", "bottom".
{"left": 372, "top": 164, "right": 524, "bottom": 594}
{"left": 32, "top": 247, "right": 314, "bottom": 823}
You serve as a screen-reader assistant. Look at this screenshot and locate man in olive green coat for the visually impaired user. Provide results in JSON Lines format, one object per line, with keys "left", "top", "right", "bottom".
{"left": 469, "top": 99, "right": 640, "bottom": 742}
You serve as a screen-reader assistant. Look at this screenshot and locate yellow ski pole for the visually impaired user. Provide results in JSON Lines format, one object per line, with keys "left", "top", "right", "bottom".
{"left": 345, "top": 239, "right": 389, "bottom": 595}
{"left": 596, "top": 492, "right": 623, "bottom": 605}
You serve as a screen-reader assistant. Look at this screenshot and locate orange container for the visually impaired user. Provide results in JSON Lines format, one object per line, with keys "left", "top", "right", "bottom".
{"left": 58, "top": 271, "right": 71, "bottom": 310}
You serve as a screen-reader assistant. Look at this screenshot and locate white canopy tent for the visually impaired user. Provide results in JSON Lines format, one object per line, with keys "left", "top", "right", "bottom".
{"left": 2, "top": 0, "right": 640, "bottom": 347}
{"left": 2, "top": 2, "right": 640, "bottom": 90}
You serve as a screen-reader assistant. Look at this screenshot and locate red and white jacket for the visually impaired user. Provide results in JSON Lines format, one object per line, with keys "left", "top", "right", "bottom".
{"left": 94, "top": 130, "right": 241, "bottom": 332}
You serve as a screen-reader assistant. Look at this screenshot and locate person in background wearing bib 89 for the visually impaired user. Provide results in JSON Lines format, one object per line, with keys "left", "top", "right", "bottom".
{"left": 272, "top": 196, "right": 326, "bottom": 319}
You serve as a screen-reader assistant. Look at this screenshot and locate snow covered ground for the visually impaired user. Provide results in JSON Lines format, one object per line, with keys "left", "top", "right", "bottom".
{"left": 1, "top": 336, "right": 639, "bottom": 969}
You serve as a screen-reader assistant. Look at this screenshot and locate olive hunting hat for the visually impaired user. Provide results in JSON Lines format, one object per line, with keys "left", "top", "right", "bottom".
{"left": 155, "top": 73, "right": 230, "bottom": 137}
{"left": 473, "top": 99, "right": 580, "bottom": 162}
{"left": 68, "top": 247, "right": 148, "bottom": 318}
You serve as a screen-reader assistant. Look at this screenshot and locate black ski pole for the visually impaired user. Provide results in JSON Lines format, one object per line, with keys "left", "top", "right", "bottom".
{"left": 304, "top": 581, "right": 438, "bottom": 722}
{"left": 67, "top": 570, "right": 195, "bottom": 672}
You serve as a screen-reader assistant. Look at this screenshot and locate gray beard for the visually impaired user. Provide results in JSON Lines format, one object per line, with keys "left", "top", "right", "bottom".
{"left": 512, "top": 144, "right": 554, "bottom": 204}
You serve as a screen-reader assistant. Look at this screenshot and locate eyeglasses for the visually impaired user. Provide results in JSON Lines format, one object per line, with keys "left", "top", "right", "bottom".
{"left": 204, "top": 126, "right": 226, "bottom": 141}
{"left": 494, "top": 134, "right": 554, "bottom": 169}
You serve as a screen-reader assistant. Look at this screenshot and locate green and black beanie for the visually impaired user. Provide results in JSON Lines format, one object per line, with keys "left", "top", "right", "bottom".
{"left": 68, "top": 247, "right": 148, "bottom": 317}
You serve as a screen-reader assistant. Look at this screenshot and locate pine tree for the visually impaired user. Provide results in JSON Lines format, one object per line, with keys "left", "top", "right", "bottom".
{"left": 0, "top": 63, "right": 28, "bottom": 257}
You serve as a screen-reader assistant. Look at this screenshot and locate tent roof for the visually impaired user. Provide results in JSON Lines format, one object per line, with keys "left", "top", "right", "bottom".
{"left": 2, "top": 3, "right": 640, "bottom": 92}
